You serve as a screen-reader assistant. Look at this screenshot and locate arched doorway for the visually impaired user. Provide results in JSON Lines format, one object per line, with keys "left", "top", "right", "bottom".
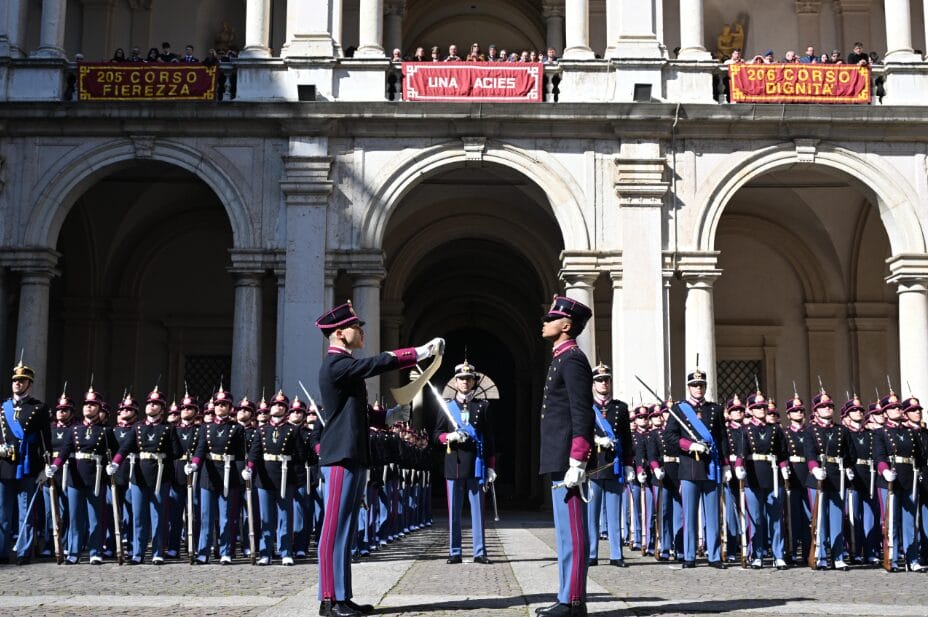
{"left": 708, "top": 164, "right": 895, "bottom": 404}
{"left": 44, "top": 161, "right": 269, "bottom": 404}
{"left": 381, "top": 163, "right": 565, "bottom": 504}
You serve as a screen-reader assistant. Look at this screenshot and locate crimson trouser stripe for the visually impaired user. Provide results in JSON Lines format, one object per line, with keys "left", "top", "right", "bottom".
{"left": 318, "top": 466, "right": 344, "bottom": 600}
{"left": 551, "top": 479, "right": 588, "bottom": 604}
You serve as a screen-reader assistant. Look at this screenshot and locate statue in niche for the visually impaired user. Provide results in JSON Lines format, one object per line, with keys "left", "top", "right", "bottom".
{"left": 214, "top": 21, "right": 236, "bottom": 52}
{"left": 716, "top": 22, "right": 745, "bottom": 60}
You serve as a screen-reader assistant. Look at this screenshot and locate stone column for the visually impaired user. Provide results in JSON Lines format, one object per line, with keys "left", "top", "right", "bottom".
{"left": 380, "top": 300, "right": 404, "bottom": 396}
{"left": 274, "top": 267, "right": 286, "bottom": 389}
{"left": 542, "top": 0, "right": 565, "bottom": 56}
{"left": 677, "top": 0, "right": 711, "bottom": 60}
{"left": 563, "top": 0, "right": 594, "bottom": 60}
{"left": 10, "top": 249, "right": 60, "bottom": 401}
{"left": 616, "top": 145, "right": 668, "bottom": 395}
{"left": 794, "top": 1, "right": 822, "bottom": 57}
{"left": 278, "top": 144, "right": 331, "bottom": 394}
{"left": 282, "top": 0, "right": 336, "bottom": 58}
{"left": 605, "top": 0, "right": 663, "bottom": 59}
{"left": 80, "top": 0, "right": 118, "bottom": 64}
{"left": 884, "top": 0, "right": 920, "bottom": 61}
{"left": 33, "top": 0, "right": 67, "bottom": 59}
{"left": 678, "top": 253, "right": 722, "bottom": 403}
{"left": 0, "top": 0, "right": 30, "bottom": 58}
{"left": 560, "top": 262, "right": 598, "bottom": 360}
{"left": 887, "top": 256, "right": 928, "bottom": 400}
{"left": 229, "top": 253, "right": 265, "bottom": 401}
{"left": 240, "top": 0, "right": 272, "bottom": 59}
{"left": 384, "top": 0, "right": 404, "bottom": 56}
{"left": 332, "top": 0, "right": 344, "bottom": 57}
{"left": 352, "top": 269, "right": 385, "bottom": 394}
{"left": 356, "top": 0, "right": 385, "bottom": 58}
{"left": 609, "top": 270, "right": 624, "bottom": 395}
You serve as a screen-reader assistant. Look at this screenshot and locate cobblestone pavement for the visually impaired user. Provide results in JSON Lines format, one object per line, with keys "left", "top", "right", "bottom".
{"left": 3, "top": 512, "right": 928, "bottom": 616}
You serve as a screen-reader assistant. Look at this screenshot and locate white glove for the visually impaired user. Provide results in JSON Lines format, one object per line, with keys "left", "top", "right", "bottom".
{"left": 845, "top": 468, "right": 855, "bottom": 481}
{"left": 780, "top": 466, "right": 790, "bottom": 480}
{"left": 105, "top": 463, "right": 119, "bottom": 476}
{"left": 45, "top": 464, "right": 58, "bottom": 479}
{"left": 734, "top": 466, "right": 747, "bottom": 481}
{"left": 812, "top": 467, "right": 827, "bottom": 481}
{"left": 414, "top": 337, "right": 445, "bottom": 361}
{"left": 184, "top": 462, "right": 198, "bottom": 476}
{"left": 445, "top": 431, "right": 462, "bottom": 444}
{"left": 722, "top": 466, "right": 732, "bottom": 483}
{"left": 883, "top": 468, "right": 897, "bottom": 482}
{"left": 654, "top": 467, "right": 666, "bottom": 481}
{"left": 241, "top": 468, "right": 253, "bottom": 481}
{"left": 594, "top": 435, "right": 612, "bottom": 448}
{"left": 563, "top": 458, "right": 587, "bottom": 488}
{"left": 486, "top": 468, "right": 497, "bottom": 484}
{"left": 624, "top": 466, "right": 635, "bottom": 483}
{"left": 688, "top": 441, "right": 708, "bottom": 454}
{"left": 0, "top": 444, "right": 10, "bottom": 457}
{"left": 636, "top": 471, "right": 647, "bottom": 483}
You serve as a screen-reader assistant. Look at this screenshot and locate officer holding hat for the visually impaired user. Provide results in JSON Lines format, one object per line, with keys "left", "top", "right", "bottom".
{"left": 315, "top": 299, "right": 440, "bottom": 617}
{"left": 0, "top": 360, "right": 50, "bottom": 564}
{"left": 435, "top": 357, "right": 496, "bottom": 564}
{"left": 536, "top": 295, "right": 594, "bottom": 617}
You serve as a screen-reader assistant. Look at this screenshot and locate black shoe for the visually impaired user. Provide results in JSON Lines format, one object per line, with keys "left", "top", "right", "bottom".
{"left": 330, "top": 602, "right": 361, "bottom": 617}
{"left": 536, "top": 602, "right": 571, "bottom": 616}
{"left": 609, "top": 559, "right": 628, "bottom": 567}
{"left": 681, "top": 561, "right": 696, "bottom": 569}
{"left": 447, "top": 555, "right": 462, "bottom": 564}
{"left": 344, "top": 600, "right": 374, "bottom": 614}
{"left": 570, "top": 602, "right": 588, "bottom": 617}
{"left": 588, "top": 558, "right": 598, "bottom": 567}
{"left": 708, "top": 561, "right": 727, "bottom": 570}
{"left": 15, "top": 557, "right": 30, "bottom": 566}
{"left": 319, "top": 600, "right": 333, "bottom": 616}
{"left": 473, "top": 555, "right": 491, "bottom": 564}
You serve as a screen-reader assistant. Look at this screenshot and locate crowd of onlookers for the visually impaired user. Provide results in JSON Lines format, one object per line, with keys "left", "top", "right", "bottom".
{"left": 722, "top": 42, "right": 884, "bottom": 66}
{"left": 76, "top": 42, "right": 238, "bottom": 65}
{"left": 385, "top": 42, "right": 559, "bottom": 64}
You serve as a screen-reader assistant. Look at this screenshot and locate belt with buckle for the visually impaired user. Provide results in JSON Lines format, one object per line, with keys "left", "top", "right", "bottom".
{"left": 139, "top": 452, "right": 166, "bottom": 461}
{"left": 750, "top": 454, "right": 775, "bottom": 462}
{"left": 74, "top": 452, "right": 102, "bottom": 462}
{"left": 855, "top": 458, "right": 873, "bottom": 466}
{"left": 663, "top": 456, "right": 680, "bottom": 464}
{"left": 788, "top": 455, "right": 806, "bottom": 463}
{"left": 209, "top": 453, "right": 235, "bottom": 462}
{"left": 263, "top": 454, "right": 292, "bottom": 463}
{"left": 891, "top": 455, "right": 915, "bottom": 465}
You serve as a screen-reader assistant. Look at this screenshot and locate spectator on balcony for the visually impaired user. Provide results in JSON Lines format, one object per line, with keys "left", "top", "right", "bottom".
{"left": 221, "top": 46, "right": 239, "bottom": 62}
{"left": 499, "top": 48, "right": 508, "bottom": 61}
{"left": 529, "top": 50, "right": 538, "bottom": 63}
{"left": 723, "top": 49, "right": 743, "bottom": 65}
{"left": 203, "top": 49, "right": 220, "bottom": 67}
{"left": 160, "top": 42, "right": 178, "bottom": 63}
{"left": 74, "top": 52, "right": 84, "bottom": 63}
{"left": 430, "top": 46, "right": 441, "bottom": 61}
{"left": 518, "top": 50, "right": 529, "bottom": 62}
{"left": 783, "top": 50, "right": 799, "bottom": 63}
{"left": 145, "top": 47, "right": 161, "bottom": 62}
{"left": 799, "top": 45, "right": 817, "bottom": 63}
{"left": 761, "top": 49, "right": 775, "bottom": 63}
{"left": 111, "top": 48, "right": 126, "bottom": 62}
{"left": 543, "top": 46, "right": 558, "bottom": 64}
{"left": 829, "top": 49, "right": 843, "bottom": 64}
{"left": 412, "top": 47, "right": 427, "bottom": 62}
{"left": 469, "top": 43, "right": 486, "bottom": 61}
{"left": 486, "top": 45, "right": 500, "bottom": 62}
{"left": 127, "top": 47, "right": 143, "bottom": 62}
{"left": 868, "top": 51, "right": 880, "bottom": 64}
{"left": 507, "top": 52, "right": 519, "bottom": 62}
{"left": 847, "top": 42, "right": 869, "bottom": 65}
{"left": 391, "top": 48, "right": 403, "bottom": 63}
{"left": 445, "top": 44, "right": 462, "bottom": 61}
{"left": 181, "top": 45, "right": 199, "bottom": 63}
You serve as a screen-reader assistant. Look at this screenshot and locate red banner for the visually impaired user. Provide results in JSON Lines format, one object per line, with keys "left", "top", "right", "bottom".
{"left": 729, "top": 63, "right": 870, "bottom": 104}
{"left": 402, "top": 62, "right": 543, "bottom": 103}
{"left": 78, "top": 64, "right": 217, "bottom": 101}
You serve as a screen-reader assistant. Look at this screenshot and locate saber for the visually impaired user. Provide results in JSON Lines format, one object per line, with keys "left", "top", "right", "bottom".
{"left": 186, "top": 454, "right": 196, "bottom": 565}
{"left": 245, "top": 475, "right": 257, "bottom": 565}
{"left": 635, "top": 375, "right": 704, "bottom": 461}
{"left": 641, "top": 480, "right": 647, "bottom": 556}
{"left": 298, "top": 380, "right": 325, "bottom": 427}
{"left": 655, "top": 480, "right": 663, "bottom": 558}
{"left": 847, "top": 489, "right": 857, "bottom": 559}
{"left": 155, "top": 456, "right": 164, "bottom": 496}
{"left": 738, "top": 478, "right": 748, "bottom": 568}
{"left": 489, "top": 482, "right": 500, "bottom": 522}
{"left": 391, "top": 351, "right": 444, "bottom": 406}
{"left": 12, "top": 485, "right": 41, "bottom": 555}
{"left": 784, "top": 477, "right": 793, "bottom": 562}
{"left": 719, "top": 483, "right": 727, "bottom": 562}
{"left": 551, "top": 461, "right": 616, "bottom": 489}
{"left": 41, "top": 431, "right": 63, "bottom": 564}
{"left": 106, "top": 448, "right": 125, "bottom": 565}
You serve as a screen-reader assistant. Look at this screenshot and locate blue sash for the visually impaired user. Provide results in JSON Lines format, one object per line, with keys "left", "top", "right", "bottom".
{"left": 593, "top": 404, "right": 623, "bottom": 482}
{"left": 447, "top": 399, "right": 485, "bottom": 484}
{"left": 678, "top": 401, "right": 720, "bottom": 483}
{"left": 2, "top": 399, "right": 33, "bottom": 479}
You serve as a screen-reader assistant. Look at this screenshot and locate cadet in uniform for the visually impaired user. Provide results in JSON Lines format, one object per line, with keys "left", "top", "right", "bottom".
{"left": 245, "top": 390, "right": 305, "bottom": 566}
{"left": 905, "top": 399, "right": 928, "bottom": 567}
{"left": 167, "top": 393, "right": 200, "bottom": 559}
{"left": 111, "top": 386, "right": 180, "bottom": 564}
{"left": 648, "top": 398, "right": 683, "bottom": 561}
{"left": 844, "top": 394, "right": 879, "bottom": 565}
{"left": 587, "top": 363, "right": 632, "bottom": 567}
{"left": 722, "top": 396, "right": 746, "bottom": 562}
{"left": 108, "top": 395, "right": 138, "bottom": 558}
{"left": 434, "top": 359, "right": 496, "bottom": 564}
{"left": 631, "top": 405, "right": 654, "bottom": 553}
{"left": 42, "top": 390, "right": 75, "bottom": 558}
{"left": 536, "top": 295, "right": 594, "bottom": 617}
{"left": 47, "top": 387, "right": 115, "bottom": 564}
{"left": 315, "top": 300, "right": 438, "bottom": 617}
{"left": 187, "top": 386, "right": 249, "bottom": 565}
{"left": 666, "top": 369, "right": 728, "bottom": 569}
{"left": 736, "top": 390, "right": 789, "bottom": 569}
{"left": 782, "top": 392, "right": 810, "bottom": 564}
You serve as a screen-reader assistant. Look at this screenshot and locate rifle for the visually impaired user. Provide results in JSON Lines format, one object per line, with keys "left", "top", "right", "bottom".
{"left": 186, "top": 453, "right": 196, "bottom": 564}
{"left": 738, "top": 478, "right": 748, "bottom": 568}
{"left": 654, "top": 478, "right": 663, "bottom": 559}
{"left": 41, "top": 432, "right": 63, "bottom": 564}
{"left": 783, "top": 477, "right": 793, "bottom": 563}
{"left": 808, "top": 468, "right": 823, "bottom": 569}
{"left": 883, "top": 479, "right": 895, "bottom": 571}
{"left": 106, "top": 448, "right": 125, "bottom": 565}
{"left": 245, "top": 475, "right": 257, "bottom": 565}
{"left": 641, "top": 481, "right": 647, "bottom": 557}
{"left": 847, "top": 488, "right": 856, "bottom": 561}
{"left": 635, "top": 375, "right": 705, "bottom": 462}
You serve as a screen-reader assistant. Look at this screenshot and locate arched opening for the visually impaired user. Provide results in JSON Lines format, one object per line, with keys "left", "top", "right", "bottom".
{"left": 701, "top": 164, "right": 895, "bottom": 405}
{"left": 381, "top": 163, "right": 565, "bottom": 505}
{"left": 44, "top": 161, "right": 268, "bottom": 404}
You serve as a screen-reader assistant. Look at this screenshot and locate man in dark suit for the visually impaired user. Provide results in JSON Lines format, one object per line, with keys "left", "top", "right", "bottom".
{"left": 536, "top": 296, "right": 594, "bottom": 617}
{"left": 315, "top": 300, "right": 441, "bottom": 617}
